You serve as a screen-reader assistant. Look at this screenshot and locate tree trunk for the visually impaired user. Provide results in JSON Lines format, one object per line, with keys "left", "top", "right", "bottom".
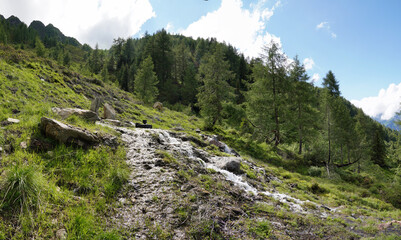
{"left": 272, "top": 76, "right": 280, "bottom": 146}
{"left": 298, "top": 103, "right": 303, "bottom": 154}
{"left": 326, "top": 104, "right": 331, "bottom": 177}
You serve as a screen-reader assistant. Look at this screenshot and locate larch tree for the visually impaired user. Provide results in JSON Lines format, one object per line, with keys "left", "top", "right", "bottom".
{"left": 134, "top": 56, "right": 159, "bottom": 104}
{"left": 246, "top": 42, "right": 288, "bottom": 146}
{"left": 289, "top": 56, "right": 317, "bottom": 154}
{"left": 196, "top": 45, "right": 234, "bottom": 129}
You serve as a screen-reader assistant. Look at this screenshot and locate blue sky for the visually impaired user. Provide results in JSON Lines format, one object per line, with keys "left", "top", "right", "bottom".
{"left": 1, "top": 0, "right": 401, "bottom": 120}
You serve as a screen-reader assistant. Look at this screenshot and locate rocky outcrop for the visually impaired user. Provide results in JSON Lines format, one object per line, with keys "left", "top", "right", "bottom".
{"left": 52, "top": 107, "right": 100, "bottom": 122}
{"left": 40, "top": 117, "right": 99, "bottom": 147}
{"left": 153, "top": 102, "right": 163, "bottom": 112}
{"left": 103, "top": 103, "right": 116, "bottom": 119}
{"left": 90, "top": 97, "right": 103, "bottom": 114}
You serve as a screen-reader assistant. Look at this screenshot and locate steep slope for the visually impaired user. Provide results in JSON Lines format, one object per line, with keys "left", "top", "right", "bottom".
{"left": 1, "top": 44, "right": 401, "bottom": 239}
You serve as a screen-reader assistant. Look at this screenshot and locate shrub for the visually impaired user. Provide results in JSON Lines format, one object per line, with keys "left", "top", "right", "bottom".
{"left": 308, "top": 166, "right": 323, "bottom": 177}
{"left": 309, "top": 182, "right": 328, "bottom": 195}
{"left": 0, "top": 163, "right": 48, "bottom": 214}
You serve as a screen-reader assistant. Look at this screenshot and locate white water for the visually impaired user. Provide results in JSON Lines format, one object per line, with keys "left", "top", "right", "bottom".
{"left": 99, "top": 123, "right": 321, "bottom": 214}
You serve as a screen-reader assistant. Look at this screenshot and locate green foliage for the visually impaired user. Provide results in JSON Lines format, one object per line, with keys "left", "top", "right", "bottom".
{"left": 309, "top": 182, "right": 328, "bottom": 195}
{"left": 323, "top": 70, "right": 340, "bottom": 97}
{"left": 246, "top": 42, "right": 289, "bottom": 146}
{"left": 249, "top": 220, "right": 272, "bottom": 239}
{"left": 104, "top": 167, "right": 129, "bottom": 199}
{"left": 35, "top": 37, "right": 45, "bottom": 57}
{"left": 197, "top": 45, "right": 234, "bottom": 128}
{"left": 134, "top": 56, "right": 159, "bottom": 104}
{"left": 308, "top": 166, "right": 323, "bottom": 177}
{"left": 0, "top": 163, "right": 49, "bottom": 214}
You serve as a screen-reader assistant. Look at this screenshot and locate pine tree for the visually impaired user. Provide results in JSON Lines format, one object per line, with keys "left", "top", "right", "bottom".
{"left": 134, "top": 56, "right": 158, "bottom": 104}
{"left": 197, "top": 45, "right": 234, "bottom": 128}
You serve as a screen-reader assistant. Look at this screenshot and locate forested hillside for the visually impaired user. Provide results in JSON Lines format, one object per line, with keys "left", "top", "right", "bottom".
{"left": 1, "top": 14, "right": 401, "bottom": 239}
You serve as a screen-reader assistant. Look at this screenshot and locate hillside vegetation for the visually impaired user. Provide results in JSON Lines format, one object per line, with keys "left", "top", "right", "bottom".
{"left": 1, "top": 15, "right": 401, "bottom": 239}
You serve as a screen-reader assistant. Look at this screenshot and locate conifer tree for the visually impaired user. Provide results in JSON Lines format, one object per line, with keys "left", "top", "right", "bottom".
{"left": 246, "top": 42, "right": 288, "bottom": 146}
{"left": 289, "top": 56, "right": 317, "bottom": 154}
{"left": 323, "top": 70, "right": 340, "bottom": 97}
{"left": 197, "top": 45, "right": 234, "bottom": 128}
{"left": 134, "top": 56, "right": 158, "bottom": 104}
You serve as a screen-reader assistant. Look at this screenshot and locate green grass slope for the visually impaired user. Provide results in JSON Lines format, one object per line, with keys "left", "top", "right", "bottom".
{"left": 0, "top": 44, "right": 401, "bottom": 239}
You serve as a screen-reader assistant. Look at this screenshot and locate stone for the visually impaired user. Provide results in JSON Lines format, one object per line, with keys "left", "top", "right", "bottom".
{"left": 172, "top": 126, "right": 184, "bottom": 131}
{"left": 103, "top": 119, "right": 132, "bottom": 127}
{"left": 52, "top": 107, "right": 100, "bottom": 122}
{"left": 56, "top": 228, "right": 67, "bottom": 240}
{"left": 90, "top": 97, "right": 102, "bottom": 113}
{"left": 41, "top": 117, "right": 99, "bottom": 147}
{"left": 20, "top": 141, "right": 27, "bottom": 149}
{"left": 7, "top": 118, "right": 20, "bottom": 124}
{"left": 0, "top": 146, "right": 2, "bottom": 153}
{"left": 1, "top": 118, "right": 20, "bottom": 126}
{"left": 223, "top": 160, "right": 244, "bottom": 175}
{"left": 153, "top": 101, "right": 163, "bottom": 112}
{"left": 103, "top": 103, "right": 116, "bottom": 119}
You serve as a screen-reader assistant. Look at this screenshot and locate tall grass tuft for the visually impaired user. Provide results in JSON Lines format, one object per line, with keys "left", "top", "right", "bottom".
{"left": 0, "top": 164, "right": 47, "bottom": 214}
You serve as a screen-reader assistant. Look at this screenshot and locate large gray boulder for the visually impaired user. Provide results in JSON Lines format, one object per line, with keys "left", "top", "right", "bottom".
{"left": 52, "top": 107, "right": 100, "bottom": 122}
{"left": 90, "top": 97, "right": 103, "bottom": 114}
{"left": 41, "top": 117, "right": 99, "bottom": 147}
{"left": 103, "top": 103, "right": 116, "bottom": 119}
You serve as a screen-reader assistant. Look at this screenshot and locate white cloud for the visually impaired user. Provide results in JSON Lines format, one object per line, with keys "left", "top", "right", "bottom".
{"left": 0, "top": 0, "right": 156, "bottom": 48}
{"left": 351, "top": 83, "right": 401, "bottom": 120}
{"left": 303, "top": 58, "right": 315, "bottom": 70}
{"left": 316, "top": 21, "right": 327, "bottom": 29}
{"left": 316, "top": 21, "right": 337, "bottom": 39}
{"left": 311, "top": 73, "right": 320, "bottom": 84}
{"left": 181, "top": 0, "right": 281, "bottom": 58}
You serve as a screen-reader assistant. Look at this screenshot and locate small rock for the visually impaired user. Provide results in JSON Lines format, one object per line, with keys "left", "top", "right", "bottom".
{"left": 1, "top": 118, "right": 20, "bottom": 126}
{"left": 195, "top": 128, "right": 201, "bottom": 133}
{"left": 223, "top": 160, "right": 244, "bottom": 175}
{"left": 0, "top": 147, "right": 2, "bottom": 152}
{"left": 56, "top": 229, "right": 67, "bottom": 240}
{"left": 153, "top": 102, "right": 163, "bottom": 112}
{"left": 172, "top": 126, "right": 184, "bottom": 131}
{"left": 20, "top": 141, "right": 27, "bottom": 149}
{"left": 103, "top": 103, "right": 116, "bottom": 119}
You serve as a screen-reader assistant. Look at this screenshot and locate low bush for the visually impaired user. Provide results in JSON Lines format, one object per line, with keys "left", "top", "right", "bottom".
{"left": 0, "top": 163, "right": 49, "bottom": 214}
